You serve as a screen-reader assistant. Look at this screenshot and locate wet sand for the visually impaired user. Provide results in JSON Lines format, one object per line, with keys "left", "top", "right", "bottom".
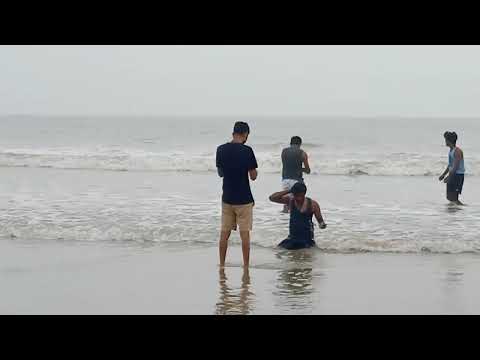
{"left": 1, "top": 239, "right": 480, "bottom": 314}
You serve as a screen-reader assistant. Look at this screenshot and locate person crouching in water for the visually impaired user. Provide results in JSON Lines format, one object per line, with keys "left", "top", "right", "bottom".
{"left": 438, "top": 131, "right": 465, "bottom": 205}
{"left": 269, "top": 182, "right": 327, "bottom": 250}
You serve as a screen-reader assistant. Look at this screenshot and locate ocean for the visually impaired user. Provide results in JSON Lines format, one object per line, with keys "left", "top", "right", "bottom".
{"left": 2, "top": 115, "right": 480, "bottom": 314}
{"left": 1, "top": 115, "right": 479, "bottom": 253}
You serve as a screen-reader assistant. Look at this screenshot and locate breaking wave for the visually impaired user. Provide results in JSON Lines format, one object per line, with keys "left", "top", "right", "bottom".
{"left": 0, "top": 147, "right": 477, "bottom": 177}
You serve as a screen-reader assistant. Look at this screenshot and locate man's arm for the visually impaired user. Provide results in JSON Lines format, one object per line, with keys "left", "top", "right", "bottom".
{"left": 248, "top": 147, "right": 258, "bottom": 181}
{"left": 302, "top": 152, "right": 311, "bottom": 174}
{"left": 216, "top": 147, "right": 223, "bottom": 178}
{"left": 269, "top": 190, "right": 291, "bottom": 205}
{"left": 312, "top": 200, "right": 327, "bottom": 229}
{"left": 439, "top": 166, "right": 449, "bottom": 181}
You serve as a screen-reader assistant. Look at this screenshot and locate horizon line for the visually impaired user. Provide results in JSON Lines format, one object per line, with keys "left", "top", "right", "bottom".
{"left": 1, "top": 113, "right": 480, "bottom": 119}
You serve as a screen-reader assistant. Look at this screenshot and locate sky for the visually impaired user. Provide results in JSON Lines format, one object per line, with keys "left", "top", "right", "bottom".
{"left": 1, "top": 45, "right": 480, "bottom": 117}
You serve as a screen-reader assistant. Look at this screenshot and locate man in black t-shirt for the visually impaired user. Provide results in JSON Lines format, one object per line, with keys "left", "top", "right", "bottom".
{"left": 216, "top": 122, "right": 258, "bottom": 268}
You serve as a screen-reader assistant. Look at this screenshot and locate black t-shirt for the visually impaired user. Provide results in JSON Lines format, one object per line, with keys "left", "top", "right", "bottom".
{"left": 216, "top": 142, "right": 258, "bottom": 205}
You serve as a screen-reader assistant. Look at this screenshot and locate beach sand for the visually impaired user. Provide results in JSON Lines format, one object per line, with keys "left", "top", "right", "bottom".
{"left": 1, "top": 238, "right": 480, "bottom": 314}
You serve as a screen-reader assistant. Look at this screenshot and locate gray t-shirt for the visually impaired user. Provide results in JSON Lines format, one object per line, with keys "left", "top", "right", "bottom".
{"left": 282, "top": 146, "right": 304, "bottom": 181}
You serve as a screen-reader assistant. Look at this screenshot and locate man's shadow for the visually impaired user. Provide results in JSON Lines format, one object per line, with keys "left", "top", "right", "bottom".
{"left": 215, "top": 267, "right": 254, "bottom": 315}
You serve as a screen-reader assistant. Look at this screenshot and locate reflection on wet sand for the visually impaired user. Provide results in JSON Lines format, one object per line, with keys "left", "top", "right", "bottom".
{"left": 439, "top": 256, "right": 466, "bottom": 313}
{"left": 273, "top": 249, "right": 318, "bottom": 314}
{"left": 215, "top": 267, "right": 255, "bottom": 315}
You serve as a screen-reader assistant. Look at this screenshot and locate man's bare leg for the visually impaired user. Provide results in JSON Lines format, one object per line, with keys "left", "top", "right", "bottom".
{"left": 239, "top": 231, "right": 250, "bottom": 267}
{"left": 219, "top": 230, "right": 231, "bottom": 267}
{"left": 282, "top": 193, "right": 292, "bottom": 213}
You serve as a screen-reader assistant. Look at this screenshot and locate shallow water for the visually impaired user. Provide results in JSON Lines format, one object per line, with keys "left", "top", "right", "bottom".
{"left": 1, "top": 116, "right": 480, "bottom": 175}
{"left": 1, "top": 115, "right": 479, "bottom": 254}
{"left": 1, "top": 115, "right": 480, "bottom": 314}
{"left": 1, "top": 167, "right": 479, "bottom": 254}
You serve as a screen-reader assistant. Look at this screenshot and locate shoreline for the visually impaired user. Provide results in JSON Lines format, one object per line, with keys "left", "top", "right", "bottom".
{"left": 1, "top": 239, "right": 480, "bottom": 314}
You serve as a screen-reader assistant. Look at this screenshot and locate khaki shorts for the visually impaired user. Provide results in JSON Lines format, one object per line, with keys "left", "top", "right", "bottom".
{"left": 221, "top": 202, "right": 254, "bottom": 232}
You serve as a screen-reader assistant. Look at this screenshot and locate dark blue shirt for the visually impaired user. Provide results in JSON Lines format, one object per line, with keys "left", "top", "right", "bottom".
{"left": 216, "top": 142, "right": 258, "bottom": 205}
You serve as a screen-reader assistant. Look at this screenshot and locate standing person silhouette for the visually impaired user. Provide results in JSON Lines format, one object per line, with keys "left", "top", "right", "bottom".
{"left": 439, "top": 131, "right": 465, "bottom": 205}
{"left": 216, "top": 122, "right": 258, "bottom": 267}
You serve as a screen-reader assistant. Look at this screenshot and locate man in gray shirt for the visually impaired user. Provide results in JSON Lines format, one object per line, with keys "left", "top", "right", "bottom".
{"left": 281, "top": 136, "right": 311, "bottom": 213}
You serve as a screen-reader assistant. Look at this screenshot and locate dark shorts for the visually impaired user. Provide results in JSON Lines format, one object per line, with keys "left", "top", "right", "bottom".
{"left": 447, "top": 174, "right": 464, "bottom": 194}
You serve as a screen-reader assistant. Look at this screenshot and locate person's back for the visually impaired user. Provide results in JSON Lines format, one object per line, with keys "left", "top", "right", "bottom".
{"left": 280, "top": 136, "right": 311, "bottom": 212}
{"left": 282, "top": 145, "right": 304, "bottom": 182}
{"left": 281, "top": 136, "right": 310, "bottom": 186}
{"left": 217, "top": 142, "right": 256, "bottom": 205}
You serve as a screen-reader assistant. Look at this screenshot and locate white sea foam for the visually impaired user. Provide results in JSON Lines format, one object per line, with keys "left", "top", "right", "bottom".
{"left": 0, "top": 146, "right": 477, "bottom": 176}
{"left": 1, "top": 117, "right": 479, "bottom": 254}
{"left": 2, "top": 193, "right": 480, "bottom": 254}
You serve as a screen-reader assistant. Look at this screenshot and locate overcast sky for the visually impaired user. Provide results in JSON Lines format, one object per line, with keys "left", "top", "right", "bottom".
{"left": 1, "top": 45, "right": 480, "bottom": 117}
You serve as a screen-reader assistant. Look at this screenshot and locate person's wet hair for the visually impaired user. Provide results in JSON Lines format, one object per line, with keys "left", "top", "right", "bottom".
{"left": 290, "top": 136, "right": 302, "bottom": 146}
{"left": 444, "top": 131, "right": 458, "bottom": 145}
{"left": 291, "top": 182, "right": 307, "bottom": 195}
{"left": 233, "top": 122, "right": 250, "bottom": 135}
